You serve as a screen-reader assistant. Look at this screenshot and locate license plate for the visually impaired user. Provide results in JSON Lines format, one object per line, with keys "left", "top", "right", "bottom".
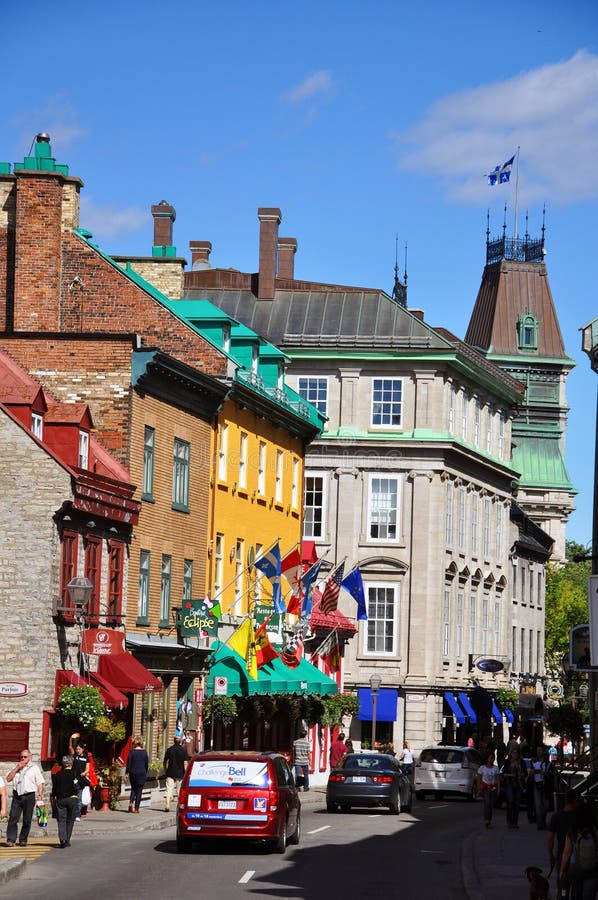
{"left": 352, "top": 776, "right": 366, "bottom": 783}
{"left": 218, "top": 800, "right": 237, "bottom": 809}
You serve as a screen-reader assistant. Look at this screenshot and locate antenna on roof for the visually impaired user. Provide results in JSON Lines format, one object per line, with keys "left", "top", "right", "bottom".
{"left": 392, "top": 234, "right": 407, "bottom": 308}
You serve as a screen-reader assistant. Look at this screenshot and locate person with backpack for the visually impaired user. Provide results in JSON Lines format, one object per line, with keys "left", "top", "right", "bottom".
{"left": 560, "top": 802, "right": 598, "bottom": 900}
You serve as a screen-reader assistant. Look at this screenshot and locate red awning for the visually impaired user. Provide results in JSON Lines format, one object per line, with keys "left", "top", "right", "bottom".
{"left": 54, "top": 669, "right": 129, "bottom": 709}
{"left": 98, "top": 653, "right": 162, "bottom": 694}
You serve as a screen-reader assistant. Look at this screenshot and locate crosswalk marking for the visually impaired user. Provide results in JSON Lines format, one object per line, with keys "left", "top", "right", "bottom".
{"left": 2, "top": 835, "right": 56, "bottom": 863}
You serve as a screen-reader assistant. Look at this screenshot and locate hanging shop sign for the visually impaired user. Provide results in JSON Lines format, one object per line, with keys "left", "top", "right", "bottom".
{"left": 80, "top": 628, "right": 125, "bottom": 656}
{"left": 179, "top": 600, "right": 220, "bottom": 639}
{"left": 475, "top": 658, "right": 505, "bottom": 674}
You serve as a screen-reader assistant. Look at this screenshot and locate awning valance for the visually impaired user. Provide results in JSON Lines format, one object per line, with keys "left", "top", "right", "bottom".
{"left": 98, "top": 654, "right": 162, "bottom": 694}
{"left": 492, "top": 700, "right": 503, "bottom": 723}
{"left": 458, "top": 692, "right": 478, "bottom": 724}
{"left": 356, "top": 688, "right": 398, "bottom": 722}
{"left": 505, "top": 708, "right": 515, "bottom": 724}
{"left": 207, "top": 645, "right": 338, "bottom": 697}
{"left": 444, "top": 691, "right": 466, "bottom": 725}
{"left": 54, "top": 669, "right": 129, "bottom": 709}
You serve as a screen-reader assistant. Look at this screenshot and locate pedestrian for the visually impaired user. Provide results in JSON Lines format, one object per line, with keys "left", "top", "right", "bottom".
{"left": 329, "top": 732, "right": 348, "bottom": 769}
{"left": 399, "top": 741, "right": 414, "bottom": 780}
{"left": 69, "top": 733, "right": 90, "bottom": 820}
{"left": 560, "top": 802, "right": 598, "bottom": 900}
{"left": 0, "top": 773, "right": 6, "bottom": 820}
{"left": 500, "top": 746, "right": 527, "bottom": 829}
{"left": 51, "top": 755, "right": 79, "bottom": 848}
{"left": 477, "top": 751, "right": 500, "bottom": 829}
{"left": 125, "top": 737, "right": 149, "bottom": 813}
{"left": 345, "top": 739, "right": 354, "bottom": 754}
{"left": 548, "top": 791, "right": 578, "bottom": 899}
{"left": 163, "top": 735, "right": 188, "bottom": 812}
{"left": 528, "top": 745, "right": 550, "bottom": 830}
{"left": 5, "top": 748, "right": 45, "bottom": 847}
{"left": 293, "top": 729, "right": 311, "bottom": 792}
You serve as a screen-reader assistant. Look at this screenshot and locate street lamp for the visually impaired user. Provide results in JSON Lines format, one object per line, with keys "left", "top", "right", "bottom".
{"left": 67, "top": 576, "right": 93, "bottom": 621}
{"left": 369, "top": 673, "right": 382, "bottom": 750}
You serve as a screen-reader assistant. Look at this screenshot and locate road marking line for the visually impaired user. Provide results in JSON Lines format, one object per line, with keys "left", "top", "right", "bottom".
{"left": 421, "top": 850, "right": 443, "bottom": 854}
{"left": 239, "top": 870, "right": 255, "bottom": 883}
{"left": 307, "top": 825, "right": 331, "bottom": 834}
{"left": 367, "top": 814, "right": 382, "bottom": 818}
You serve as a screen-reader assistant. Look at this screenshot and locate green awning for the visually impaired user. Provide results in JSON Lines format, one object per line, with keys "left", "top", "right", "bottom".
{"left": 206, "top": 645, "right": 338, "bottom": 697}
{"left": 262, "top": 656, "right": 338, "bottom": 696}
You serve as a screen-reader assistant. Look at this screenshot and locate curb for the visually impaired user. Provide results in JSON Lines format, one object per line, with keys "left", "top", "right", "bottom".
{"left": 0, "top": 858, "right": 27, "bottom": 885}
{"left": 461, "top": 830, "right": 483, "bottom": 900}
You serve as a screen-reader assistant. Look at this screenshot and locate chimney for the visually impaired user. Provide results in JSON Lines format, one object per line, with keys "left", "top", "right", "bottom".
{"left": 277, "top": 237, "right": 297, "bottom": 280}
{"left": 189, "top": 240, "right": 212, "bottom": 270}
{"left": 257, "top": 207, "right": 281, "bottom": 299}
{"left": 151, "top": 200, "right": 176, "bottom": 249}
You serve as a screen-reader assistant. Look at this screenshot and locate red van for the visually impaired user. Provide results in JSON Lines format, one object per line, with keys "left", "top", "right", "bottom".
{"left": 176, "top": 751, "right": 301, "bottom": 853}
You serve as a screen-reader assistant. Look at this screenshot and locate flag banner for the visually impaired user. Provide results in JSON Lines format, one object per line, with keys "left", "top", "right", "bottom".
{"left": 341, "top": 567, "right": 368, "bottom": 620}
{"left": 254, "top": 619, "right": 279, "bottom": 668}
{"left": 281, "top": 548, "right": 303, "bottom": 593}
{"left": 313, "top": 628, "right": 337, "bottom": 659}
{"left": 487, "top": 154, "right": 515, "bottom": 186}
{"left": 300, "top": 560, "right": 322, "bottom": 617}
{"left": 255, "top": 544, "right": 285, "bottom": 614}
{"left": 321, "top": 562, "right": 345, "bottom": 616}
{"left": 329, "top": 631, "right": 341, "bottom": 670}
{"left": 227, "top": 618, "right": 258, "bottom": 679}
{"left": 282, "top": 630, "right": 303, "bottom": 668}
{"left": 179, "top": 599, "right": 220, "bottom": 638}
{"left": 204, "top": 594, "right": 222, "bottom": 621}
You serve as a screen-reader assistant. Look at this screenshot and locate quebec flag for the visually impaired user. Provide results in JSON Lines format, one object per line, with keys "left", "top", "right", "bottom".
{"left": 487, "top": 154, "right": 515, "bottom": 186}
{"left": 255, "top": 544, "right": 285, "bottom": 614}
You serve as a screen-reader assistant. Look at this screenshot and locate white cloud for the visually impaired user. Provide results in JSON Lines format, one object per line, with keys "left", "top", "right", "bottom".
{"left": 393, "top": 50, "right": 598, "bottom": 204}
{"left": 284, "top": 70, "right": 334, "bottom": 104}
{"left": 9, "top": 95, "right": 87, "bottom": 152}
{"left": 80, "top": 197, "right": 147, "bottom": 240}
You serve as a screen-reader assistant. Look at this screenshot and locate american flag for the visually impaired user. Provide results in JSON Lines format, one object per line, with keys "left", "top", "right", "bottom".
{"left": 321, "top": 562, "right": 345, "bottom": 616}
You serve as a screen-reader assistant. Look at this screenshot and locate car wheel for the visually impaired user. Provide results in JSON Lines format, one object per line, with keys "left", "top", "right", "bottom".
{"left": 288, "top": 813, "right": 300, "bottom": 846}
{"left": 177, "top": 835, "right": 192, "bottom": 853}
{"left": 402, "top": 790, "right": 412, "bottom": 814}
{"left": 388, "top": 797, "right": 400, "bottom": 815}
{"left": 340, "top": 803, "right": 351, "bottom": 813}
{"left": 415, "top": 790, "right": 426, "bottom": 800}
{"left": 326, "top": 801, "right": 338, "bottom": 813}
{"left": 274, "top": 818, "right": 287, "bottom": 853}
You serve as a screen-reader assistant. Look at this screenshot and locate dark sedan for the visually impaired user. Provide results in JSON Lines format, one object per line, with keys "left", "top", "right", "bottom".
{"left": 326, "top": 752, "right": 413, "bottom": 814}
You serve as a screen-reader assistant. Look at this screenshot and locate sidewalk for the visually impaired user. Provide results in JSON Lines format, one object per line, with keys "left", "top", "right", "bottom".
{"left": 1, "top": 790, "right": 554, "bottom": 898}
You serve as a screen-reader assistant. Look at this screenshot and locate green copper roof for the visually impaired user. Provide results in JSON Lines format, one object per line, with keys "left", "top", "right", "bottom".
{"left": 512, "top": 436, "right": 575, "bottom": 490}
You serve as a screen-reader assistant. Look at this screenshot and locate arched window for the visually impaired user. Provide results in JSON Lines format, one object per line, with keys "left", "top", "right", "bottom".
{"left": 517, "top": 313, "right": 538, "bottom": 350}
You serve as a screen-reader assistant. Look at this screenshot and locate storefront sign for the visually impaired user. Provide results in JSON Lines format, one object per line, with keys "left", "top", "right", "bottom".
{"left": 475, "top": 658, "right": 504, "bottom": 673}
{"left": 253, "top": 603, "right": 283, "bottom": 643}
{"left": 0, "top": 682, "right": 28, "bottom": 697}
{"left": 214, "top": 676, "right": 228, "bottom": 696}
{"left": 179, "top": 600, "right": 220, "bottom": 639}
{"left": 0, "top": 721, "right": 30, "bottom": 760}
{"left": 80, "top": 628, "right": 125, "bottom": 656}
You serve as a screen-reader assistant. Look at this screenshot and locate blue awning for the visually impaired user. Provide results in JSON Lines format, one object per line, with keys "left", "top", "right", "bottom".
{"left": 458, "top": 692, "right": 478, "bottom": 724}
{"left": 505, "top": 708, "right": 515, "bottom": 724}
{"left": 356, "top": 688, "right": 398, "bottom": 722}
{"left": 444, "top": 692, "right": 466, "bottom": 725}
{"left": 492, "top": 701, "right": 503, "bottom": 723}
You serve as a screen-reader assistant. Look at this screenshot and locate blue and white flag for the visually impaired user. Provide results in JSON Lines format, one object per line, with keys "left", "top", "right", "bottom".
{"left": 341, "top": 567, "right": 368, "bottom": 621}
{"left": 255, "top": 544, "right": 285, "bottom": 614}
{"left": 300, "top": 560, "right": 322, "bottom": 618}
{"left": 487, "top": 154, "right": 515, "bottom": 186}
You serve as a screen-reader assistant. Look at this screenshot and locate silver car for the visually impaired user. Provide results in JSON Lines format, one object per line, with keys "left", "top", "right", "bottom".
{"left": 414, "top": 745, "right": 482, "bottom": 800}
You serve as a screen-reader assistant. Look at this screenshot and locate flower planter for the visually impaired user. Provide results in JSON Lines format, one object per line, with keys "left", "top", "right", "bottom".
{"left": 97, "top": 786, "right": 111, "bottom": 812}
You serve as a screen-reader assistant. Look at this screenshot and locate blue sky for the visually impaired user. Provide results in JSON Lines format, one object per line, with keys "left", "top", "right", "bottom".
{"left": 4, "top": 0, "right": 597, "bottom": 546}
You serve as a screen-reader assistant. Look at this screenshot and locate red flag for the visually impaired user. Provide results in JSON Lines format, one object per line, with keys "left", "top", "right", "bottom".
{"left": 254, "top": 620, "right": 279, "bottom": 668}
{"left": 282, "top": 548, "right": 303, "bottom": 615}
{"left": 321, "top": 562, "right": 345, "bottom": 616}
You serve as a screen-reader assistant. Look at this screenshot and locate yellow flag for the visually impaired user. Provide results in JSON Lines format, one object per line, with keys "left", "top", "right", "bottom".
{"left": 227, "top": 618, "right": 258, "bottom": 680}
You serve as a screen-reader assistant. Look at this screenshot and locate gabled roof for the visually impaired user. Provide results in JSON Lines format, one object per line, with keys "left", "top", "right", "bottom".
{"left": 45, "top": 403, "right": 93, "bottom": 427}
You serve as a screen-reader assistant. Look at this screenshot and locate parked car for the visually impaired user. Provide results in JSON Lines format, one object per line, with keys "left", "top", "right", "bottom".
{"left": 176, "top": 751, "right": 300, "bottom": 853}
{"left": 414, "top": 746, "right": 482, "bottom": 800}
{"left": 326, "top": 751, "right": 413, "bottom": 814}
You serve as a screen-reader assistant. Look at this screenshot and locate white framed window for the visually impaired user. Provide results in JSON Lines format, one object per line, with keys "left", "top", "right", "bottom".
{"left": 469, "top": 593, "right": 477, "bottom": 655}
{"left": 183, "top": 559, "right": 193, "bottom": 601}
{"left": 160, "top": 554, "right": 172, "bottom": 625}
{"left": 275, "top": 449, "right": 283, "bottom": 502}
{"left": 214, "top": 533, "right": 224, "bottom": 598}
{"left": 461, "top": 390, "right": 468, "bottom": 440}
{"left": 495, "top": 503, "right": 503, "bottom": 559}
{"left": 481, "top": 593, "right": 489, "bottom": 654}
{"left": 471, "top": 491, "right": 479, "bottom": 555}
{"left": 368, "top": 475, "right": 400, "bottom": 541}
{"left": 78, "top": 430, "right": 89, "bottom": 468}
{"left": 486, "top": 404, "right": 493, "bottom": 453}
{"left": 498, "top": 412, "right": 506, "bottom": 459}
{"left": 457, "top": 486, "right": 466, "bottom": 550}
{"left": 257, "top": 441, "right": 266, "bottom": 495}
{"left": 291, "top": 457, "right": 299, "bottom": 509}
{"left": 483, "top": 498, "right": 491, "bottom": 558}
{"left": 371, "top": 378, "right": 402, "bottom": 427}
{"left": 537, "top": 570, "right": 543, "bottom": 608}
{"left": 142, "top": 426, "right": 155, "bottom": 499}
{"left": 138, "top": 550, "right": 150, "bottom": 621}
{"left": 520, "top": 566, "right": 526, "bottom": 605}
{"left": 303, "top": 474, "right": 326, "bottom": 538}
{"left": 445, "top": 481, "right": 454, "bottom": 547}
{"left": 298, "top": 377, "right": 328, "bottom": 415}
{"left": 172, "top": 438, "right": 190, "bottom": 510}
{"left": 529, "top": 628, "right": 534, "bottom": 672}
{"left": 512, "top": 560, "right": 518, "bottom": 601}
{"left": 234, "top": 539, "right": 244, "bottom": 607}
{"left": 31, "top": 412, "right": 43, "bottom": 439}
{"left": 448, "top": 383, "right": 456, "bottom": 435}
{"left": 474, "top": 399, "right": 481, "bottom": 448}
{"left": 520, "top": 627, "right": 525, "bottom": 671}
{"left": 494, "top": 599, "right": 501, "bottom": 655}
{"left": 364, "top": 582, "right": 398, "bottom": 655}
{"left": 238, "top": 432, "right": 248, "bottom": 489}
{"left": 218, "top": 424, "right": 228, "bottom": 482}
{"left": 512, "top": 626, "right": 517, "bottom": 668}
{"left": 456, "top": 591, "right": 464, "bottom": 659}
{"left": 443, "top": 588, "right": 451, "bottom": 657}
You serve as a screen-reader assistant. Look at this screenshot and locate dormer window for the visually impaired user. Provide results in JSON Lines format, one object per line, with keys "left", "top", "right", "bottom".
{"left": 222, "top": 324, "right": 231, "bottom": 353}
{"left": 78, "top": 430, "right": 89, "bottom": 468}
{"left": 517, "top": 314, "right": 538, "bottom": 351}
{"left": 31, "top": 413, "right": 43, "bottom": 439}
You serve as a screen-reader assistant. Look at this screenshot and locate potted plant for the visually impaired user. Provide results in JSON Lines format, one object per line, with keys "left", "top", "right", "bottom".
{"left": 95, "top": 761, "right": 121, "bottom": 811}
{"left": 56, "top": 685, "right": 105, "bottom": 731}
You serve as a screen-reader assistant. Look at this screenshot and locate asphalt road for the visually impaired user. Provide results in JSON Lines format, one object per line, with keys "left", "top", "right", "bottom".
{"left": 1, "top": 798, "right": 480, "bottom": 900}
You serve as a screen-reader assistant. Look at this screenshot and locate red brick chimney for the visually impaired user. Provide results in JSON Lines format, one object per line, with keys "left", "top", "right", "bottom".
{"left": 189, "top": 240, "right": 212, "bottom": 269}
{"left": 151, "top": 200, "right": 176, "bottom": 247}
{"left": 277, "top": 237, "right": 297, "bottom": 280}
{"left": 257, "top": 208, "right": 281, "bottom": 300}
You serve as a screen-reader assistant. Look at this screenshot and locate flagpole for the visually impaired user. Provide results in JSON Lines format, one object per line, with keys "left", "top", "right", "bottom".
{"left": 209, "top": 534, "right": 282, "bottom": 611}
{"left": 514, "top": 146, "right": 520, "bottom": 246}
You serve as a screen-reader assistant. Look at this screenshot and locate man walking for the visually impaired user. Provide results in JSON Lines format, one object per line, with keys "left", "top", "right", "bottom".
{"left": 163, "top": 735, "right": 188, "bottom": 812}
{"left": 5, "top": 748, "right": 45, "bottom": 847}
{"left": 293, "top": 730, "right": 311, "bottom": 792}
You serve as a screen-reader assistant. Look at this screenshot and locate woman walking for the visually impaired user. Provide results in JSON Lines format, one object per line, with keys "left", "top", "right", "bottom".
{"left": 51, "top": 755, "right": 79, "bottom": 848}
{"left": 501, "top": 746, "right": 526, "bottom": 829}
{"left": 477, "top": 751, "right": 500, "bottom": 829}
{"left": 125, "top": 737, "right": 149, "bottom": 814}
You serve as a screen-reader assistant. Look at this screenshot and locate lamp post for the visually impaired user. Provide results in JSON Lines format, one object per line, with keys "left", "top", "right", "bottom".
{"left": 369, "top": 673, "right": 382, "bottom": 750}
{"left": 67, "top": 577, "right": 93, "bottom": 675}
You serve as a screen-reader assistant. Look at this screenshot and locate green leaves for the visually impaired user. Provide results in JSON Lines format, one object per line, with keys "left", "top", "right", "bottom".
{"left": 56, "top": 686, "right": 105, "bottom": 729}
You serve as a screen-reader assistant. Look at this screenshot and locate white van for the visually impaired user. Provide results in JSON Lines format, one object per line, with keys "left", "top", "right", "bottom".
{"left": 414, "top": 745, "right": 482, "bottom": 800}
